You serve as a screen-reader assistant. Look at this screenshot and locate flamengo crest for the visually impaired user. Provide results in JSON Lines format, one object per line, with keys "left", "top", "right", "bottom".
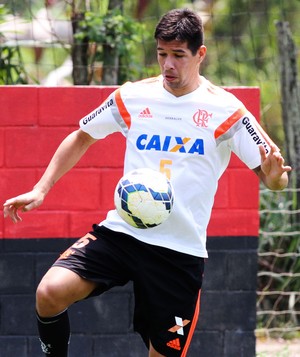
{"left": 193, "top": 109, "right": 212, "bottom": 127}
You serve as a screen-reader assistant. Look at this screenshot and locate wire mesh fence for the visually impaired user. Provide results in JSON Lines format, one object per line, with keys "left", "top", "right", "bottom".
{"left": 257, "top": 188, "right": 300, "bottom": 339}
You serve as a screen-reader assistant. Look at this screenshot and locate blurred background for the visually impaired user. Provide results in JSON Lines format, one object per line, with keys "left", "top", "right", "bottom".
{"left": 1, "top": 0, "right": 299, "bottom": 351}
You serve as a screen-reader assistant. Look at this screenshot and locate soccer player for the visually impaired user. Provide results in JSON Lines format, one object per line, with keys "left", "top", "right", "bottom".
{"left": 3, "top": 8, "right": 291, "bottom": 357}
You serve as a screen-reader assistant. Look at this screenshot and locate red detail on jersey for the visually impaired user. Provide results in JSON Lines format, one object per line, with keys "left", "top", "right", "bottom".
{"left": 193, "top": 109, "right": 212, "bottom": 127}
{"left": 115, "top": 89, "right": 132, "bottom": 129}
{"left": 138, "top": 107, "right": 153, "bottom": 118}
{"left": 214, "top": 107, "right": 246, "bottom": 139}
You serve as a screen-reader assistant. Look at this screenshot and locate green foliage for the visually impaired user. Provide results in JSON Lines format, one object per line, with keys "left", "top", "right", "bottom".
{"left": 203, "top": 0, "right": 300, "bottom": 149}
{"left": 75, "top": 7, "right": 148, "bottom": 82}
{"left": 76, "top": 9, "right": 141, "bottom": 53}
{"left": 0, "top": 4, "right": 28, "bottom": 84}
{"left": 0, "top": 46, "right": 28, "bottom": 84}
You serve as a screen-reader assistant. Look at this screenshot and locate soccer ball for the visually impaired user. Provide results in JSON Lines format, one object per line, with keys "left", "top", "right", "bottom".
{"left": 114, "top": 168, "right": 174, "bottom": 229}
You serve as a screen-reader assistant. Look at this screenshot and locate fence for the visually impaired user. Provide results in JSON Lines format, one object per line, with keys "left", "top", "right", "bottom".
{"left": 257, "top": 187, "right": 300, "bottom": 339}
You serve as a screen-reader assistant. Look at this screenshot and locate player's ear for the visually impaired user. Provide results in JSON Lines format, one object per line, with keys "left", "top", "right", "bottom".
{"left": 198, "top": 45, "right": 207, "bottom": 63}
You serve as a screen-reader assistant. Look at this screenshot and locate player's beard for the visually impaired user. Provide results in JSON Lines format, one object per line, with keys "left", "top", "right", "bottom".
{"left": 164, "top": 72, "right": 201, "bottom": 95}
{"left": 163, "top": 76, "right": 182, "bottom": 91}
{"left": 163, "top": 76, "right": 190, "bottom": 96}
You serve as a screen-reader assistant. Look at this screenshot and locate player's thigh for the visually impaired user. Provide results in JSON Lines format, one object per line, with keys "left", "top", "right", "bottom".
{"left": 149, "top": 341, "right": 165, "bottom": 357}
{"left": 36, "top": 266, "right": 97, "bottom": 312}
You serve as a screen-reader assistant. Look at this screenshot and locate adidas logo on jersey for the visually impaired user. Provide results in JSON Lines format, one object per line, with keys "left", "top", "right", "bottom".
{"left": 167, "top": 338, "right": 181, "bottom": 350}
{"left": 138, "top": 107, "right": 153, "bottom": 118}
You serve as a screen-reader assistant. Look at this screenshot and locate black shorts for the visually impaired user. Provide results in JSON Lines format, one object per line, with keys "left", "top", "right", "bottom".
{"left": 53, "top": 225, "right": 205, "bottom": 356}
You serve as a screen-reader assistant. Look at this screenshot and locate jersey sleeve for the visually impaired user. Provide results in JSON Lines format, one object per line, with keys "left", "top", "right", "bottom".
{"left": 229, "top": 111, "right": 277, "bottom": 169}
{"left": 79, "top": 90, "right": 124, "bottom": 139}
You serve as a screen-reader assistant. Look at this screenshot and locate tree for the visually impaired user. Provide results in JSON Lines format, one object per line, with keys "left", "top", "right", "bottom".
{"left": 0, "top": 4, "right": 28, "bottom": 84}
{"left": 101, "top": 0, "right": 123, "bottom": 84}
{"left": 71, "top": 1, "right": 89, "bottom": 85}
{"left": 276, "top": 21, "right": 300, "bottom": 211}
{"left": 204, "top": 0, "right": 300, "bottom": 149}
{"left": 74, "top": 0, "right": 146, "bottom": 85}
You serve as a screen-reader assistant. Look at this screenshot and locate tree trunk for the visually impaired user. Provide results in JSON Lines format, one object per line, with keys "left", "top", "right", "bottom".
{"left": 101, "top": 0, "right": 123, "bottom": 85}
{"left": 71, "top": 11, "right": 89, "bottom": 85}
{"left": 276, "top": 21, "right": 300, "bottom": 211}
{"left": 102, "top": 44, "right": 119, "bottom": 85}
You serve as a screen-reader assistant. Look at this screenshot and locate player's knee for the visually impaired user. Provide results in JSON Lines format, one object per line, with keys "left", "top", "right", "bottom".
{"left": 36, "top": 279, "right": 67, "bottom": 316}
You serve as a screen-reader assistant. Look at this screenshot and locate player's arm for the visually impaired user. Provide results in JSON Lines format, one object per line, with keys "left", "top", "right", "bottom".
{"left": 253, "top": 144, "right": 292, "bottom": 191}
{"left": 3, "top": 129, "right": 97, "bottom": 223}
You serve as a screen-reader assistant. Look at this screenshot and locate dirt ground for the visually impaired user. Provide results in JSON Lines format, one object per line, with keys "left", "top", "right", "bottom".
{"left": 256, "top": 338, "right": 300, "bottom": 356}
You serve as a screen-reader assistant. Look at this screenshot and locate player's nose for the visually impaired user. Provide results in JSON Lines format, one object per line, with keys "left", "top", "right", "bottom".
{"left": 163, "top": 56, "right": 175, "bottom": 70}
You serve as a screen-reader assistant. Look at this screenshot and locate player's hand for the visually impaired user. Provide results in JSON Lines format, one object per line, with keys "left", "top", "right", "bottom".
{"left": 259, "top": 144, "right": 292, "bottom": 177}
{"left": 3, "top": 188, "right": 45, "bottom": 223}
{"left": 258, "top": 144, "right": 292, "bottom": 190}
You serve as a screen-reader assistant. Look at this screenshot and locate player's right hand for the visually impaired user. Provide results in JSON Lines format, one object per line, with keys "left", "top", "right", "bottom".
{"left": 3, "top": 188, "right": 45, "bottom": 223}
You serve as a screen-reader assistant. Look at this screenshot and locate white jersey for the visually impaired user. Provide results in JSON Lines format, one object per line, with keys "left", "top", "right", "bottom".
{"left": 80, "top": 75, "right": 274, "bottom": 258}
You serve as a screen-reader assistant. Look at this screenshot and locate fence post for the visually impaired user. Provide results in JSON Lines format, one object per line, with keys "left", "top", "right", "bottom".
{"left": 276, "top": 21, "right": 300, "bottom": 211}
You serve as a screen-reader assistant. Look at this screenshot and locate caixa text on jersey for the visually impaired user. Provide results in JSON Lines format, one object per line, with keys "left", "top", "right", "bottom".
{"left": 136, "top": 134, "right": 204, "bottom": 155}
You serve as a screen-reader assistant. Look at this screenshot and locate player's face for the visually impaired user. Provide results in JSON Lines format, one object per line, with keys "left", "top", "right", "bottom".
{"left": 157, "top": 39, "right": 206, "bottom": 97}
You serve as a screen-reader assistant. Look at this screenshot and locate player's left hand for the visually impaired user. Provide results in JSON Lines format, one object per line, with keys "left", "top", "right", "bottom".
{"left": 259, "top": 144, "right": 292, "bottom": 180}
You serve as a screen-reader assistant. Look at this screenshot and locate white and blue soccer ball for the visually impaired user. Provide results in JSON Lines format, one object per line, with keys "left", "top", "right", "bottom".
{"left": 114, "top": 168, "right": 174, "bottom": 229}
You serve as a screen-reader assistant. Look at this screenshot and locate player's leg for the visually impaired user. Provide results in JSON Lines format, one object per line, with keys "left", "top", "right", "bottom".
{"left": 149, "top": 341, "right": 166, "bottom": 357}
{"left": 36, "top": 266, "right": 97, "bottom": 316}
{"left": 36, "top": 266, "right": 97, "bottom": 357}
{"left": 132, "top": 243, "right": 205, "bottom": 357}
{"left": 35, "top": 226, "right": 133, "bottom": 356}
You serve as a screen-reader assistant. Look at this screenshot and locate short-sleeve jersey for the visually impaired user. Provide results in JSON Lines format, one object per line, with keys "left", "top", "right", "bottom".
{"left": 80, "top": 75, "right": 274, "bottom": 258}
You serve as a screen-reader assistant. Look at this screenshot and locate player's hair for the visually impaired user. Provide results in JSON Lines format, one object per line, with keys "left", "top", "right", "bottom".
{"left": 154, "top": 8, "right": 204, "bottom": 55}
